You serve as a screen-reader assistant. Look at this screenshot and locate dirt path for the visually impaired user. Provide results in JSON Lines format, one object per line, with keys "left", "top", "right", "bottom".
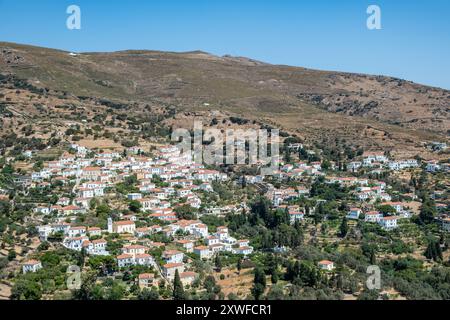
{"left": 0, "top": 282, "right": 12, "bottom": 300}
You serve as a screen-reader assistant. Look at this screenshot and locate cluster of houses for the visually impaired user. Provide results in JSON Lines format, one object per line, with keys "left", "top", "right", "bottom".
{"left": 347, "top": 152, "right": 419, "bottom": 172}
{"left": 35, "top": 211, "right": 254, "bottom": 283}
{"left": 31, "top": 144, "right": 230, "bottom": 220}
{"left": 426, "top": 160, "right": 450, "bottom": 173}
{"left": 324, "top": 176, "right": 394, "bottom": 203}
{"left": 22, "top": 260, "right": 43, "bottom": 274}
{"left": 253, "top": 151, "right": 437, "bottom": 233}
{"left": 268, "top": 186, "right": 310, "bottom": 207}
{"left": 18, "top": 142, "right": 449, "bottom": 286}
{"left": 346, "top": 201, "right": 413, "bottom": 230}
{"left": 24, "top": 143, "right": 259, "bottom": 284}
{"left": 427, "top": 142, "right": 447, "bottom": 152}
{"left": 112, "top": 219, "right": 254, "bottom": 282}
{"left": 442, "top": 217, "right": 450, "bottom": 232}
{"left": 273, "top": 161, "right": 324, "bottom": 180}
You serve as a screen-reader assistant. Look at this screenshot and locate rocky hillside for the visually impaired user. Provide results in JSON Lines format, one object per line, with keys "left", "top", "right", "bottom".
{"left": 0, "top": 42, "right": 448, "bottom": 158}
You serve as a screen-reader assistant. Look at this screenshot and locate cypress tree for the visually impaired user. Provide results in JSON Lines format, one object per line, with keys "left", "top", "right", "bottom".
{"left": 251, "top": 267, "right": 266, "bottom": 300}
{"left": 370, "top": 250, "right": 377, "bottom": 265}
{"left": 237, "top": 258, "right": 242, "bottom": 274}
{"left": 173, "top": 269, "right": 185, "bottom": 300}
{"left": 435, "top": 241, "right": 443, "bottom": 261}
{"left": 339, "top": 217, "right": 348, "bottom": 238}
{"left": 215, "top": 255, "right": 223, "bottom": 272}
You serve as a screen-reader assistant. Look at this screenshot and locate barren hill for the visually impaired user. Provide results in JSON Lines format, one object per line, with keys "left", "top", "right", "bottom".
{"left": 0, "top": 42, "right": 448, "bottom": 158}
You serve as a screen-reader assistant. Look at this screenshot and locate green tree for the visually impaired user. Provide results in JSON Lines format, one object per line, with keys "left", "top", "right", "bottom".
{"left": 424, "top": 239, "right": 443, "bottom": 262}
{"left": 358, "top": 289, "right": 380, "bottom": 300}
{"left": 138, "top": 287, "right": 160, "bottom": 300}
{"left": 173, "top": 269, "right": 185, "bottom": 300}
{"left": 129, "top": 200, "right": 142, "bottom": 213}
{"left": 215, "top": 255, "right": 223, "bottom": 272}
{"left": 96, "top": 204, "right": 111, "bottom": 218}
{"left": 237, "top": 258, "right": 242, "bottom": 274}
{"left": 7, "top": 249, "right": 16, "bottom": 261}
{"left": 251, "top": 267, "right": 266, "bottom": 300}
{"left": 377, "top": 205, "right": 396, "bottom": 215}
{"left": 11, "top": 280, "right": 42, "bottom": 300}
{"left": 339, "top": 217, "right": 348, "bottom": 238}
{"left": 419, "top": 196, "right": 437, "bottom": 225}
{"left": 266, "top": 284, "right": 285, "bottom": 300}
{"left": 174, "top": 204, "right": 197, "bottom": 220}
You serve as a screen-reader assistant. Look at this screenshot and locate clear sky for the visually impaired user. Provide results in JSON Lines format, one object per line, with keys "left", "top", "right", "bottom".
{"left": 0, "top": 0, "right": 449, "bottom": 89}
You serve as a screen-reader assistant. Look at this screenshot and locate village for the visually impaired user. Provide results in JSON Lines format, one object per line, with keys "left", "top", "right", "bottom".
{"left": 3, "top": 135, "right": 445, "bottom": 301}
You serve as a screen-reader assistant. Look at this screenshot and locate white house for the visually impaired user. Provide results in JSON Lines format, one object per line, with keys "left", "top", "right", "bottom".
{"left": 206, "top": 236, "right": 220, "bottom": 246}
{"left": 206, "top": 242, "right": 222, "bottom": 253}
{"left": 117, "top": 254, "right": 135, "bottom": 268}
{"left": 88, "top": 239, "right": 108, "bottom": 255}
{"left": 442, "top": 218, "right": 450, "bottom": 232}
{"left": 175, "top": 240, "right": 194, "bottom": 253}
{"left": 426, "top": 161, "right": 441, "bottom": 173}
{"left": 134, "top": 254, "right": 154, "bottom": 266}
{"left": 180, "top": 272, "right": 198, "bottom": 286}
{"left": 34, "top": 206, "right": 51, "bottom": 215}
{"left": 63, "top": 236, "right": 89, "bottom": 251}
{"left": 122, "top": 245, "right": 146, "bottom": 257}
{"left": 108, "top": 218, "right": 136, "bottom": 234}
{"left": 127, "top": 193, "right": 143, "bottom": 201}
{"left": 138, "top": 273, "right": 154, "bottom": 289}
{"left": 233, "top": 246, "right": 253, "bottom": 255}
{"left": 347, "top": 208, "right": 362, "bottom": 220}
{"left": 379, "top": 216, "right": 399, "bottom": 230}
{"left": 289, "top": 211, "right": 305, "bottom": 224}
{"left": 162, "top": 263, "right": 185, "bottom": 279}
{"left": 87, "top": 227, "right": 102, "bottom": 237}
{"left": 194, "top": 246, "right": 212, "bottom": 259}
{"left": 381, "top": 202, "right": 404, "bottom": 214}
{"left": 68, "top": 226, "right": 87, "bottom": 238}
{"left": 318, "top": 260, "right": 335, "bottom": 271}
{"left": 22, "top": 260, "right": 42, "bottom": 274}
{"left": 162, "top": 250, "right": 184, "bottom": 264}
{"left": 363, "top": 152, "right": 388, "bottom": 165}
{"left": 364, "top": 211, "right": 383, "bottom": 223}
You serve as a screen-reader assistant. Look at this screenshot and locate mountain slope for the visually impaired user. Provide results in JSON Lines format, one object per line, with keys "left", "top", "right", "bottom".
{"left": 0, "top": 42, "right": 448, "bottom": 158}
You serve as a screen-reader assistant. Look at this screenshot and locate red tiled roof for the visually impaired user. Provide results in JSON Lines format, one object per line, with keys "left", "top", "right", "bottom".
{"left": 163, "top": 263, "right": 184, "bottom": 269}
{"left": 117, "top": 254, "right": 133, "bottom": 260}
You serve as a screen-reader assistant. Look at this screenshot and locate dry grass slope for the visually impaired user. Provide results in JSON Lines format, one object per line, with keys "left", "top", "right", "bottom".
{"left": 1, "top": 42, "right": 448, "bottom": 158}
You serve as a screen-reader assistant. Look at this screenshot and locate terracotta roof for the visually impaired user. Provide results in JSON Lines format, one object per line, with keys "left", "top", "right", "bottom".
{"left": 163, "top": 250, "right": 182, "bottom": 256}
{"left": 163, "top": 263, "right": 184, "bottom": 269}
{"left": 70, "top": 226, "right": 86, "bottom": 230}
{"left": 114, "top": 220, "right": 135, "bottom": 226}
{"left": 117, "top": 254, "right": 133, "bottom": 260}
{"left": 176, "top": 239, "right": 193, "bottom": 244}
{"left": 180, "top": 272, "right": 197, "bottom": 278}
{"left": 124, "top": 245, "right": 146, "bottom": 250}
{"left": 82, "top": 167, "right": 102, "bottom": 171}
{"left": 63, "top": 205, "right": 82, "bottom": 211}
{"left": 92, "top": 239, "right": 106, "bottom": 244}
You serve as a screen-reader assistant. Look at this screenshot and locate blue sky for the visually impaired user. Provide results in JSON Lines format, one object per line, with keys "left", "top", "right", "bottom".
{"left": 0, "top": 0, "right": 449, "bottom": 89}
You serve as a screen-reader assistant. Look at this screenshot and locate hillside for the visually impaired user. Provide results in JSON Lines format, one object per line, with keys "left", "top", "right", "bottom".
{"left": 0, "top": 42, "right": 448, "bottom": 158}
